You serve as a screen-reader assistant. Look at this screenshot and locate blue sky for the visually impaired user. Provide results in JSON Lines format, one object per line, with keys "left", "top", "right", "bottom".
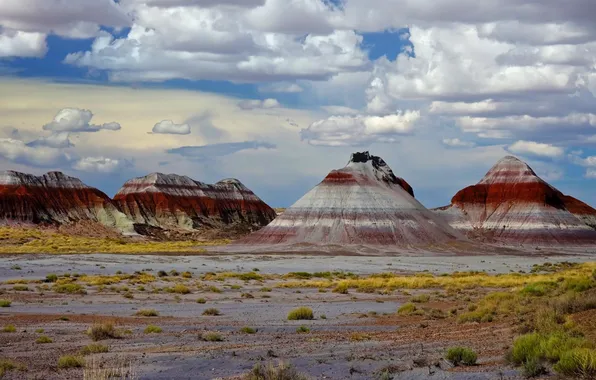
{"left": 1, "top": 0, "right": 596, "bottom": 208}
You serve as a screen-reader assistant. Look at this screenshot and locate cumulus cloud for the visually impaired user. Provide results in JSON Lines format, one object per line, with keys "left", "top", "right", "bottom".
{"left": 151, "top": 120, "right": 191, "bottom": 135}
{"left": 42, "top": 108, "right": 121, "bottom": 133}
{"left": 301, "top": 111, "right": 420, "bottom": 146}
{"left": 27, "top": 132, "right": 74, "bottom": 149}
{"left": 0, "top": 138, "right": 71, "bottom": 167}
{"left": 73, "top": 156, "right": 127, "bottom": 173}
{"left": 0, "top": 0, "right": 130, "bottom": 40}
{"left": 442, "top": 138, "right": 476, "bottom": 148}
{"left": 507, "top": 140, "right": 564, "bottom": 158}
{"left": 238, "top": 98, "right": 281, "bottom": 110}
{"left": 167, "top": 141, "right": 276, "bottom": 159}
{"left": 0, "top": 29, "right": 47, "bottom": 58}
{"left": 321, "top": 106, "right": 360, "bottom": 115}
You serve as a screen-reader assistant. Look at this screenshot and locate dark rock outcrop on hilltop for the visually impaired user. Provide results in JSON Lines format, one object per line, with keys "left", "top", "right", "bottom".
{"left": 235, "top": 151, "right": 464, "bottom": 247}
{"left": 113, "top": 173, "right": 276, "bottom": 235}
{"left": 434, "top": 156, "right": 596, "bottom": 245}
{"left": 0, "top": 170, "right": 132, "bottom": 231}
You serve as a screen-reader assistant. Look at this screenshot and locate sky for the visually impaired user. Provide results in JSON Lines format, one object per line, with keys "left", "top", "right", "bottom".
{"left": 1, "top": 0, "right": 596, "bottom": 208}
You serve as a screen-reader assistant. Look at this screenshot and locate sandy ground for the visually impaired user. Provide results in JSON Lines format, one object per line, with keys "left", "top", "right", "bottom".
{"left": 0, "top": 252, "right": 592, "bottom": 379}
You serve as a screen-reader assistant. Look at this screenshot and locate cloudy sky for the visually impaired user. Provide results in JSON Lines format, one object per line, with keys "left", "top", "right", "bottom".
{"left": 1, "top": 0, "right": 596, "bottom": 208}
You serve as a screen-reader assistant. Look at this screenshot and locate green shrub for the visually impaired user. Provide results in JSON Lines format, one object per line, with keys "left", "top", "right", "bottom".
{"left": 296, "top": 325, "right": 310, "bottom": 333}
{"left": 135, "top": 309, "right": 159, "bottom": 317}
{"left": 2, "top": 325, "right": 16, "bottom": 333}
{"left": 522, "top": 357, "right": 547, "bottom": 378}
{"left": 240, "top": 327, "right": 257, "bottom": 334}
{"left": 202, "top": 308, "right": 221, "bottom": 316}
{"left": 333, "top": 283, "right": 349, "bottom": 294}
{"left": 520, "top": 282, "right": 557, "bottom": 297}
{"left": 554, "top": 348, "right": 596, "bottom": 379}
{"left": 87, "top": 323, "right": 120, "bottom": 341}
{"left": 12, "top": 285, "right": 29, "bottom": 291}
{"left": 0, "top": 299, "right": 12, "bottom": 307}
{"left": 197, "top": 298, "right": 207, "bottom": 304}
{"left": 397, "top": 302, "right": 417, "bottom": 315}
{"left": 287, "top": 307, "right": 314, "bottom": 321}
{"left": 239, "top": 272, "right": 263, "bottom": 281}
{"left": 510, "top": 333, "right": 543, "bottom": 365}
{"left": 144, "top": 325, "right": 162, "bottom": 334}
{"left": 445, "top": 347, "right": 478, "bottom": 366}
{"left": 57, "top": 355, "right": 84, "bottom": 369}
{"left": 564, "top": 278, "right": 594, "bottom": 292}
{"left": 36, "top": 335, "right": 52, "bottom": 344}
{"left": 80, "top": 343, "right": 109, "bottom": 355}
{"left": 157, "top": 270, "right": 167, "bottom": 277}
{"left": 45, "top": 274, "right": 58, "bottom": 283}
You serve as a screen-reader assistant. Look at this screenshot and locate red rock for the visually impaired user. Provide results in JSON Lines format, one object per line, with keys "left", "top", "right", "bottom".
{"left": 235, "top": 151, "right": 464, "bottom": 247}
{"left": 0, "top": 170, "right": 132, "bottom": 231}
{"left": 113, "top": 173, "right": 276, "bottom": 231}
{"left": 435, "top": 156, "right": 596, "bottom": 245}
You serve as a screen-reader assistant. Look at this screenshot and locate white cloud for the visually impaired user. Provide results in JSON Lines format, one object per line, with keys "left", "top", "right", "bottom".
{"left": 585, "top": 169, "right": 596, "bottom": 179}
{"left": 507, "top": 140, "right": 564, "bottom": 158}
{"left": 73, "top": 156, "right": 126, "bottom": 173}
{"left": 0, "top": 138, "right": 70, "bottom": 167}
{"left": 259, "top": 83, "right": 303, "bottom": 93}
{"left": 442, "top": 138, "right": 476, "bottom": 148}
{"left": 0, "top": 29, "right": 47, "bottom": 58}
{"left": 321, "top": 106, "right": 360, "bottom": 115}
{"left": 152, "top": 120, "right": 191, "bottom": 135}
{"left": 238, "top": 98, "right": 281, "bottom": 110}
{"left": 301, "top": 111, "right": 420, "bottom": 146}
{"left": 42, "top": 108, "right": 122, "bottom": 133}
{"left": 0, "top": 0, "right": 129, "bottom": 40}
{"left": 28, "top": 132, "right": 73, "bottom": 149}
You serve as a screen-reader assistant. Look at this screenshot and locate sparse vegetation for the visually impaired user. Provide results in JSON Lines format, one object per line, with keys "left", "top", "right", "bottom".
{"left": 240, "top": 327, "right": 257, "bottom": 334}
{"left": 296, "top": 325, "right": 310, "bottom": 333}
{"left": 45, "top": 274, "right": 58, "bottom": 282}
{"left": 144, "top": 325, "right": 162, "bottom": 334}
{"left": 0, "top": 299, "right": 12, "bottom": 307}
{"left": 53, "top": 283, "right": 86, "bottom": 294}
{"left": 2, "top": 325, "right": 16, "bottom": 333}
{"left": 0, "top": 359, "right": 25, "bottom": 377}
{"left": 201, "top": 332, "right": 223, "bottom": 341}
{"left": 202, "top": 308, "right": 221, "bottom": 316}
{"left": 135, "top": 309, "right": 159, "bottom": 317}
{"left": 245, "top": 361, "right": 309, "bottom": 380}
{"left": 87, "top": 323, "right": 120, "bottom": 341}
{"left": 80, "top": 343, "right": 109, "bottom": 355}
{"left": 287, "top": 307, "right": 314, "bottom": 321}
{"left": 410, "top": 294, "right": 430, "bottom": 303}
{"left": 446, "top": 347, "right": 478, "bottom": 366}
{"left": 196, "top": 298, "right": 207, "bottom": 304}
{"left": 397, "top": 302, "right": 417, "bottom": 315}
{"left": 36, "top": 335, "right": 53, "bottom": 344}
{"left": 58, "top": 355, "right": 85, "bottom": 369}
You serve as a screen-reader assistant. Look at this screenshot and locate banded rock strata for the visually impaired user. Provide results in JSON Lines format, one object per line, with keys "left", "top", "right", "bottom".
{"left": 237, "top": 151, "right": 464, "bottom": 246}
{"left": 113, "top": 173, "right": 276, "bottom": 232}
{"left": 0, "top": 170, "right": 132, "bottom": 232}
{"left": 434, "top": 156, "right": 596, "bottom": 245}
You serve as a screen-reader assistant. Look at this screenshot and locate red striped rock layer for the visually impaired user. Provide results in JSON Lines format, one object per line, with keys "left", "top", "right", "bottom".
{"left": 0, "top": 170, "right": 132, "bottom": 231}
{"left": 113, "top": 173, "right": 276, "bottom": 230}
{"left": 434, "top": 156, "right": 596, "bottom": 245}
{"left": 237, "top": 152, "right": 464, "bottom": 247}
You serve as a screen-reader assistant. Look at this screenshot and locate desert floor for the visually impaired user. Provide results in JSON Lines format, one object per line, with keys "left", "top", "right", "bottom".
{"left": 0, "top": 252, "right": 594, "bottom": 379}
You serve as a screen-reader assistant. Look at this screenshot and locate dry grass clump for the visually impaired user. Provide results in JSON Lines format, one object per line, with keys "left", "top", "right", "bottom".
{"left": 0, "top": 359, "right": 26, "bottom": 377}
{"left": 202, "top": 308, "right": 221, "bottom": 316}
{"left": 397, "top": 302, "right": 418, "bottom": 315}
{"left": 83, "top": 356, "right": 138, "bottom": 380}
{"left": 144, "top": 325, "right": 162, "bottom": 334}
{"left": 0, "top": 299, "right": 11, "bottom": 307}
{"left": 296, "top": 325, "right": 310, "bottom": 333}
{"left": 58, "top": 355, "right": 85, "bottom": 369}
{"left": 245, "top": 361, "right": 309, "bottom": 380}
{"left": 287, "top": 307, "right": 314, "bottom": 321}
{"left": 80, "top": 343, "right": 109, "bottom": 355}
{"left": 87, "top": 323, "right": 121, "bottom": 341}
{"left": 166, "top": 284, "right": 191, "bottom": 294}
{"left": 201, "top": 332, "right": 223, "bottom": 341}
{"left": 240, "top": 327, "right": 257, "bottom": 334}
{"left": 36, "top": 335, "right": 53, "bottom": 344}
{"left": 2, "top": 325, "right": 16, "bottom": 333}
{"left": 134, "top": 309, "right": 159, "bottom": 317}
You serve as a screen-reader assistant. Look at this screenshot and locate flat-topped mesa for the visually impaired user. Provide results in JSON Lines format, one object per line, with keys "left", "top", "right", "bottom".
{"left": 235, "top": 151, "right": 464, "bottom": 247}
{"left": 0, "top": 170, "right": 132, "bottom": 231}
{"left": 113, "top": 173, "right": 276, "bottom": 231}
{"left": 434, "top": 155, "right": 596, "bottom": 245}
